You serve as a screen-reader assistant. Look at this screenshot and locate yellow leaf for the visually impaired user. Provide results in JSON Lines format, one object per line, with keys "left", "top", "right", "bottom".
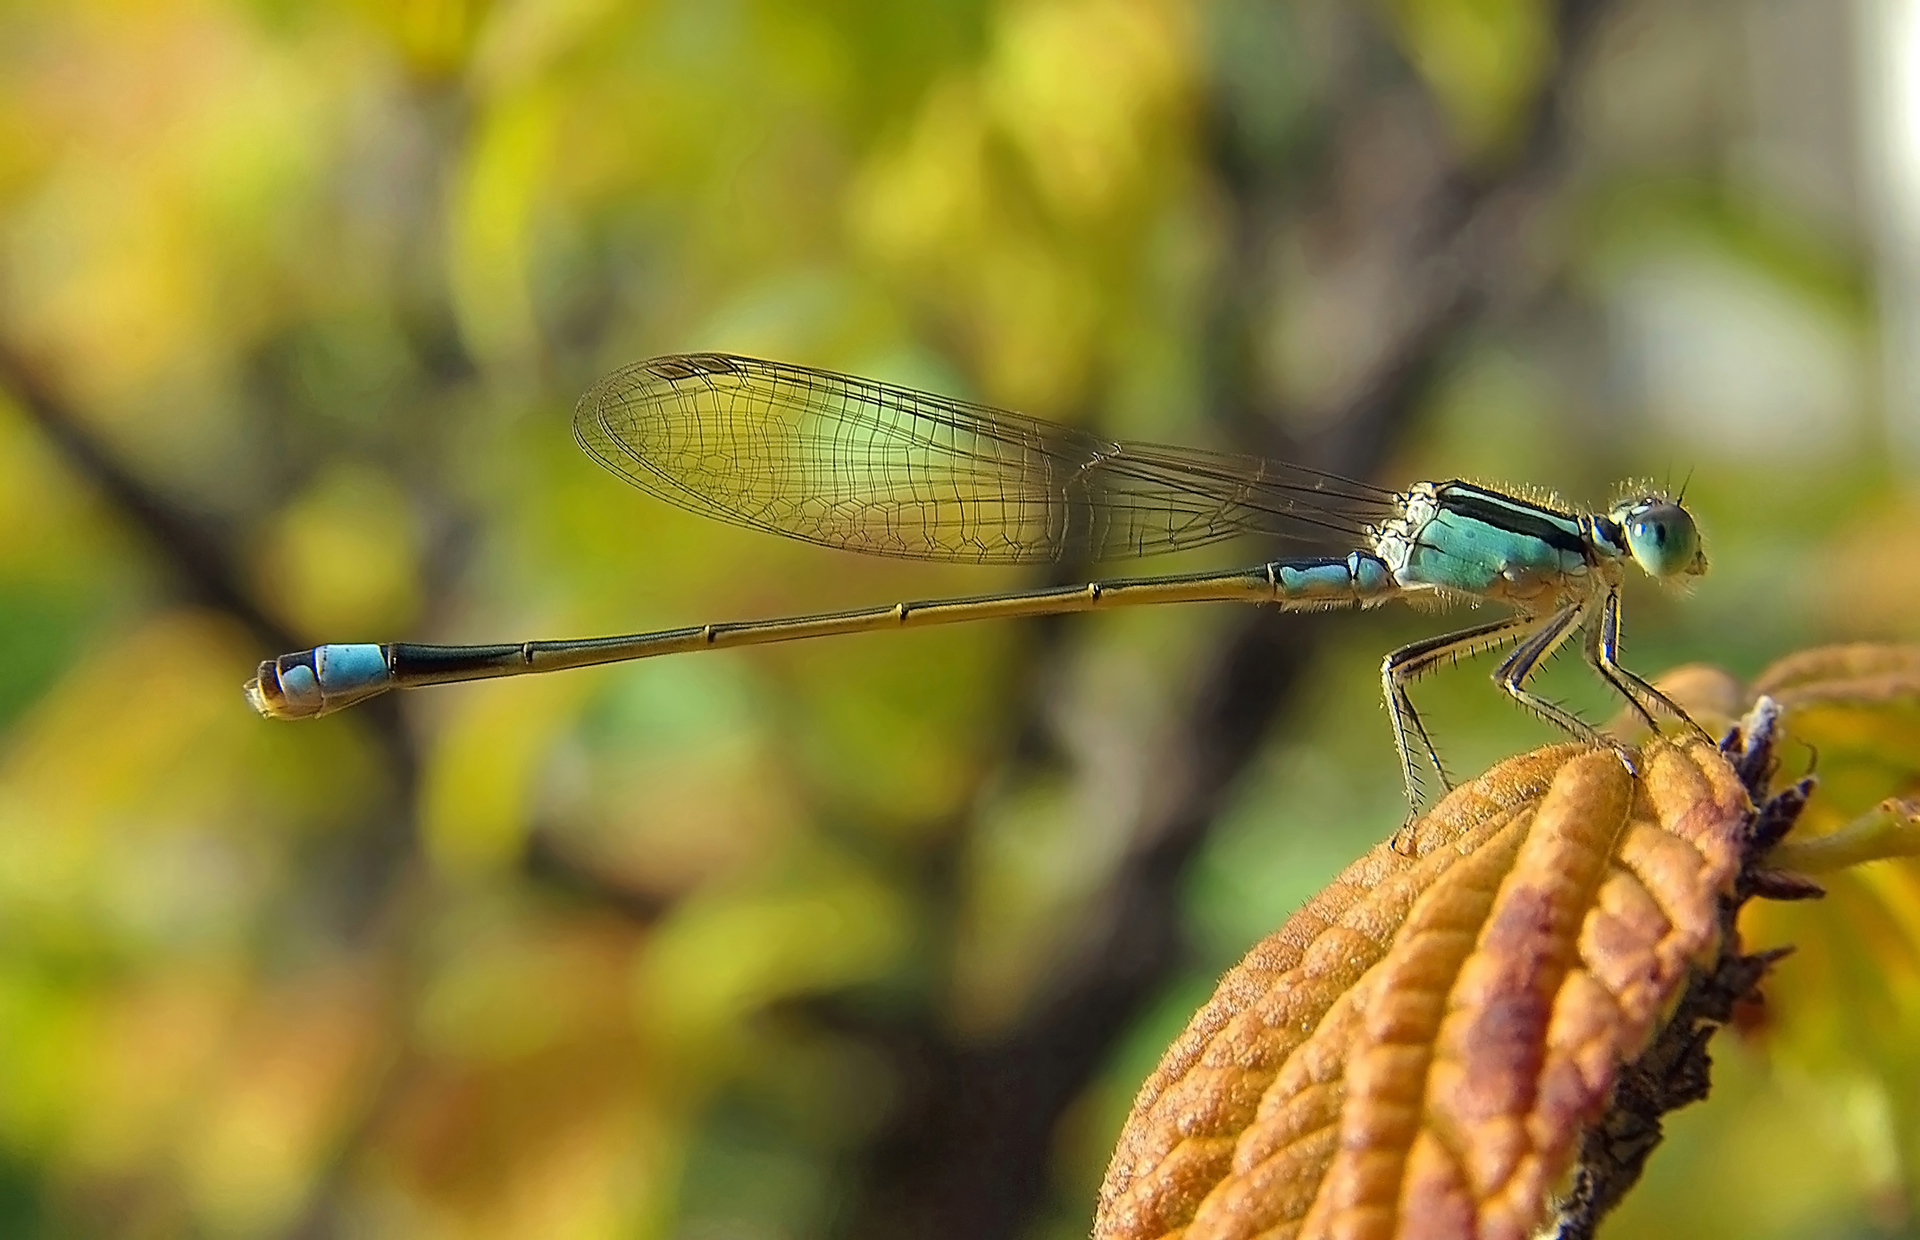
{"left": 1096, "top": 737, "right": 1751, "bottom": 1239}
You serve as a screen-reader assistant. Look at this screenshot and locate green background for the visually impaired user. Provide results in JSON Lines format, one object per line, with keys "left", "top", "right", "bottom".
{"left": 0, "top": 0, "right": 1915, "bottom": 1236}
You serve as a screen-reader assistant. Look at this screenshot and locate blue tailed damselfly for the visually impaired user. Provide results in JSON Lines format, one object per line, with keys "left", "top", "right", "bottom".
{"left": 245, "top": 353, "right": 1709, "bottom": 809}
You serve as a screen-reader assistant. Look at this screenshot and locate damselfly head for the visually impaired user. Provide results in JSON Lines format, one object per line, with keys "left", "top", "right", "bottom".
{"left": 1608, "top": 496, "right": 1706, "bottom": 580}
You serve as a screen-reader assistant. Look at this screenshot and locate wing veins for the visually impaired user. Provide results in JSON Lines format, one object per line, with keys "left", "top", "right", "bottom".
{"left": 574, "top": 354, "right": 1400, "bottom": 563}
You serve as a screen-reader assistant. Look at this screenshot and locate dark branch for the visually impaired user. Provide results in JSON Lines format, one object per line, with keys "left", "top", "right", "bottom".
{"left": 0, "top": 334, "right": 427, "bottom": 935}
{"left": 0, "top": 338, "right": 299, "bottom": 655}
{"left": 829, "top": 4, "right": 1634, "bottom": 1238}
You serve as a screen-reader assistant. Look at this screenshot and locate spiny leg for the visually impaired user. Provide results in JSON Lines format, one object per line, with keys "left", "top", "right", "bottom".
{"left": 1492, "top": 601, "right": 1608, "bottom": 745}
{"left": 1383, "top": 612, "right": 1544, "bottom": 814}
{"left": 1585, "top": 585, "right": 1714, "bottom": 743}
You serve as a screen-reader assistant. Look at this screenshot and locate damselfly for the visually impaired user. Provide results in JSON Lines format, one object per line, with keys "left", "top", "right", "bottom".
{"left": 246, "top": 353, "right": 1708, "bottom": 809}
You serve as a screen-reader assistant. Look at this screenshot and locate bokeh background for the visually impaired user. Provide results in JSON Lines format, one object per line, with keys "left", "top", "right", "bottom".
{"left": 2, "top": 0, "right": 1918, "bottom": 1236}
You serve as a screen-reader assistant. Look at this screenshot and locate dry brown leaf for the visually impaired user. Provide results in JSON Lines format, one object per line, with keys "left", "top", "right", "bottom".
{"left": 1095, "top": 736, "right": 1752, "bottom": 1240}
{"left": 1690, "top": 645, "right": 1920, "bottom": 1192}
{"left": 1749, "top": 643, "right": 1920, "bottom": 707}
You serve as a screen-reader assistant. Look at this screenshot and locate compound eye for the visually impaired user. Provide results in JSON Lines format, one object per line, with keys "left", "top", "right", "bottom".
{"left": 1622, "top": 502, "right": 1703, "bottom": 578}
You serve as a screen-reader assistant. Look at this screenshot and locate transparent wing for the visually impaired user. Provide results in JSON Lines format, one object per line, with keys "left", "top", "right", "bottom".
{"left": 573, "top": 353, "right": 1401, "bottom": 565}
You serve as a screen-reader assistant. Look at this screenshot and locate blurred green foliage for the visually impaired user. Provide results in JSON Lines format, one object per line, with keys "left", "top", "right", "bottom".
{"left": 0, "top": 0, "right": 1915, "bottom": 1236}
